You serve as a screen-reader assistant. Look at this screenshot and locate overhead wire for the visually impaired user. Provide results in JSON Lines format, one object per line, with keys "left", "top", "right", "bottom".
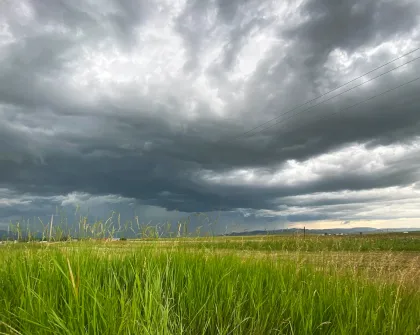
{"left": 264, "top": 77, "right": 420, "bottom": 142}
{"left": 221, "top": 47, "right": 420, "bottom": 142}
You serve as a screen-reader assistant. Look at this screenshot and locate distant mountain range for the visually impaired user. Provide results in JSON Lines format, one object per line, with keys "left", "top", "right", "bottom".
{"left": 1, "top": 227, "right": 419, "bottom": 240}
{"left": 224, "top": 227, "right": 420, "bottom": 236}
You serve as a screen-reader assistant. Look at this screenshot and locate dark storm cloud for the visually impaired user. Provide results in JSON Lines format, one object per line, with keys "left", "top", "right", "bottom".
{"left": 1, "top": 0, "right": 420, "bottom": 230}
{"left": 283, "top": 0, "right": 420, "bottom": 71}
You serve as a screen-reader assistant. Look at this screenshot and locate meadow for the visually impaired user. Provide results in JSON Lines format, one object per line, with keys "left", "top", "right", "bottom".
{"left": 1, "top": 232, "right": 420, "bottom": 334}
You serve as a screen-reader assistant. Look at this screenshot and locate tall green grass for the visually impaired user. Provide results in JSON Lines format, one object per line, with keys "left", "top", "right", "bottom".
{"left": 1, "top": 243, "right": 419, "bottom": 334}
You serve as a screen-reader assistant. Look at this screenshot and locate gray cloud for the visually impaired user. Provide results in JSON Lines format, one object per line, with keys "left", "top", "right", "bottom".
{"left": 1, "top": 0, "right": 420, "bottom": 232}
{"left": 284, "top": 0, "right": 420, "bottom": 71}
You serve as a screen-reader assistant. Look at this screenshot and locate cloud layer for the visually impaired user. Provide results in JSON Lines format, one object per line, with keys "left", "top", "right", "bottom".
{"left": 1, "top": 0, "right": 420, "bottom": 232}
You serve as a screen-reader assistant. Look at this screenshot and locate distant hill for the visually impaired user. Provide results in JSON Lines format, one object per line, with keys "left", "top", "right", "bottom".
{"left": 224, "top": 227, "right": 420, "bottom": 236}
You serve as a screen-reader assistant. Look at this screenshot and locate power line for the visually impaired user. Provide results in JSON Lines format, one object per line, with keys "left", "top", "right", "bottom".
{"left": 213, "top": 74, "right": 420, "bottom": 171}
{"left": 262, "top": 77, "right": 420, "bottom": 140}
{"left": 246, "top": 77, "right": 420, "bottom": 139}
{"left": 223, "top": 47, "right": 420, "bottom": 141}
{"left": 233, "top": 52, "right": 420, "bottom": 140}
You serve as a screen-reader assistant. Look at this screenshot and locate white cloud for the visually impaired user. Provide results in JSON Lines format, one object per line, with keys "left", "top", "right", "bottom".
{"left": 199, "top": 138, "right": 420, "bottom": 188}
{"left": 277, "top": 184, "right": 420, "bottom": 205}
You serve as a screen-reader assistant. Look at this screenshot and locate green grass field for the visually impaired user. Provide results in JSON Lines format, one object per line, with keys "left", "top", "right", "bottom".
{"left": 1, "top": 234, "right": 420, "bottom": 334}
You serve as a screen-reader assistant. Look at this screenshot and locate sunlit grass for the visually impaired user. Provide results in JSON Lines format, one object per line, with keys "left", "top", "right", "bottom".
{"left": 1, "top": 241, "right": 419, "bottom": 334}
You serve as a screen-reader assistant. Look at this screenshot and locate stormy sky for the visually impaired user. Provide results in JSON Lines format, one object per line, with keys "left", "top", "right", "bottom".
{"left": 1, "top": 0, "right": 420, "bottom": 233}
